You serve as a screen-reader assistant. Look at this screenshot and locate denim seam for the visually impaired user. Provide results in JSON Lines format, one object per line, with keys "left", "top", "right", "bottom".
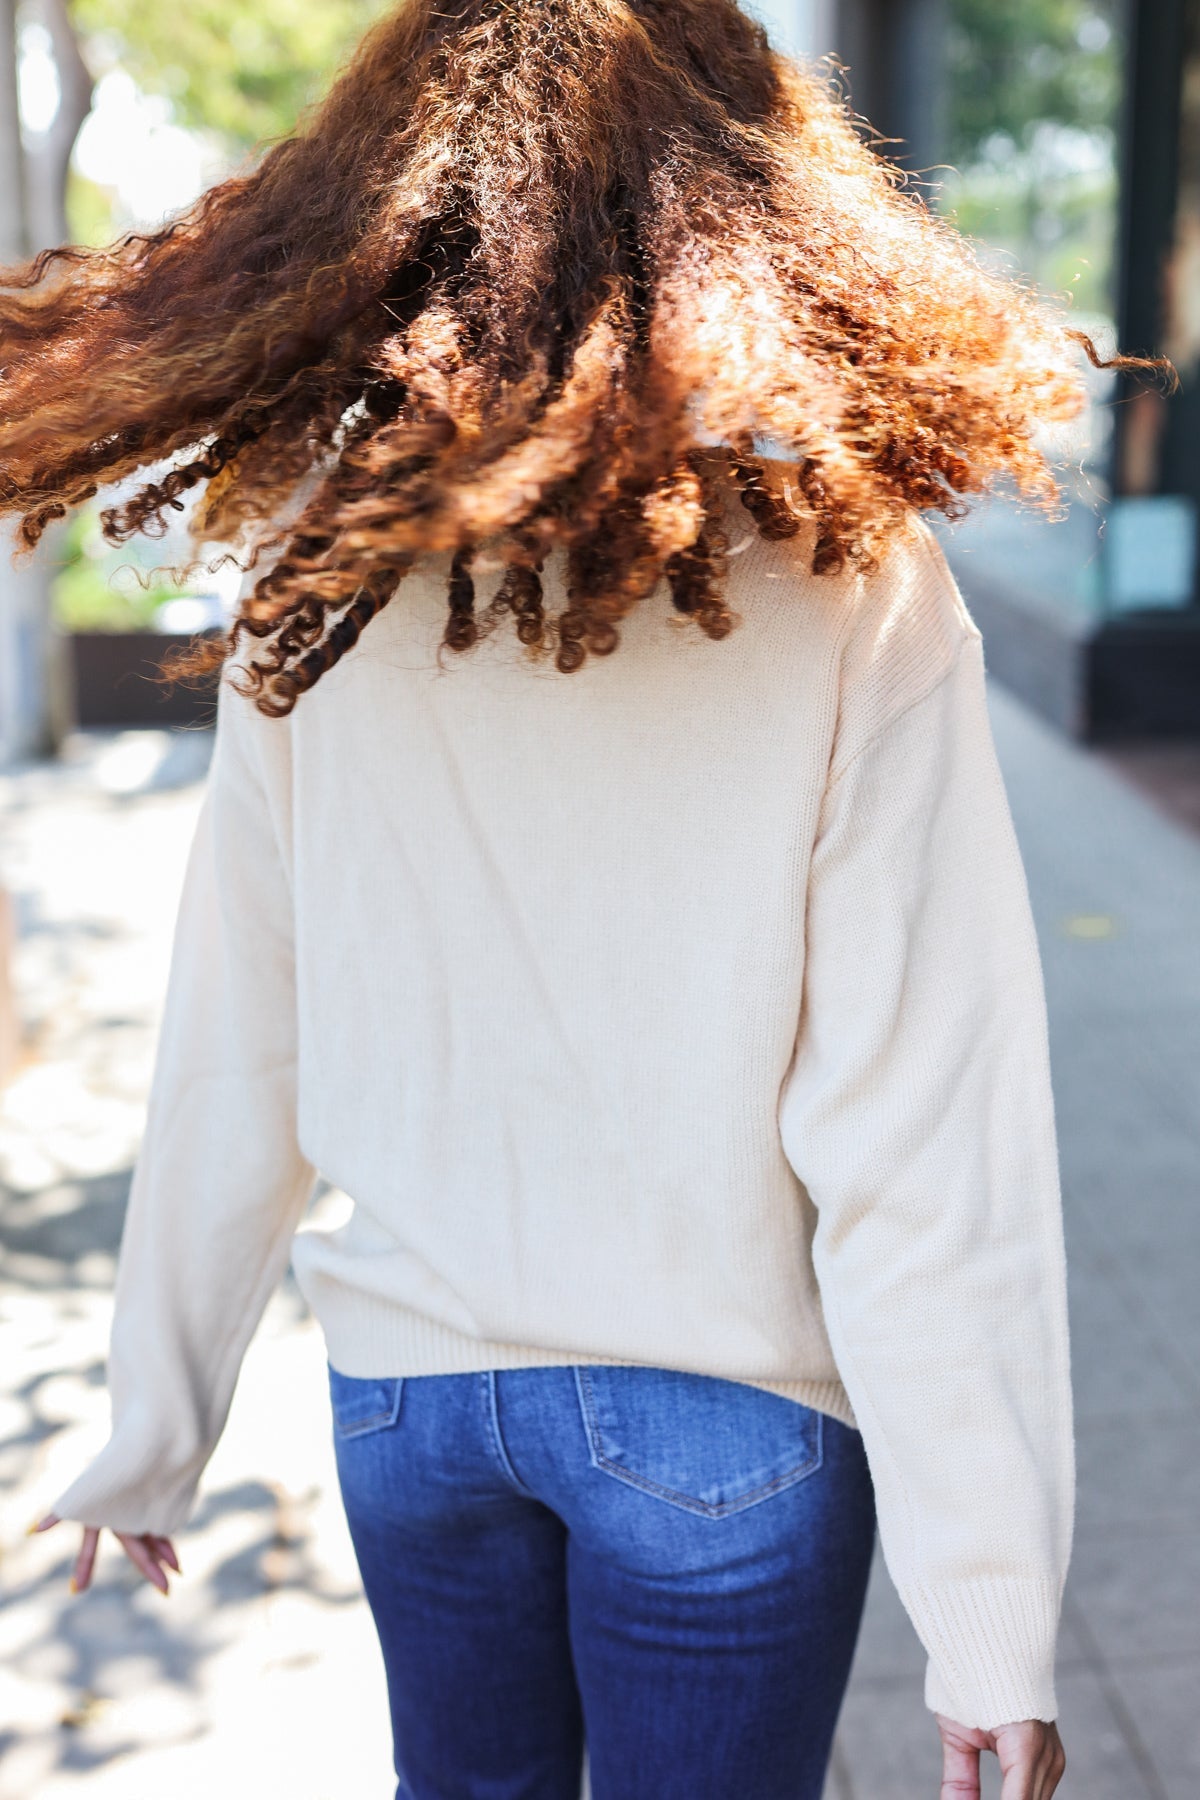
{"left": 481, "top": 1371, "right": 538, "bottom": 1497}
{"left": 574, "top": 1367, "right": 825, "bottom": 1519}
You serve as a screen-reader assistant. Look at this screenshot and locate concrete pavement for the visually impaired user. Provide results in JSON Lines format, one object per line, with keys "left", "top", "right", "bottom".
{"left": 1, "top": 684, "right": 1197, "bottom": 1798}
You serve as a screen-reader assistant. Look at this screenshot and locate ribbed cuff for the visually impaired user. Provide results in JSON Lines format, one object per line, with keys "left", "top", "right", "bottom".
{"left": 915, "top": 1578, "right": 1061, "bottom": 1730}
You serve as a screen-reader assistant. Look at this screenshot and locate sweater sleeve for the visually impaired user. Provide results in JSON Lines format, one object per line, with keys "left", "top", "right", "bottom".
{"left": 48, "top": 674, "right": 315, "bottom": 1537}
{"left": 778, "top": 550, "right": 1074, "bottom": 1730}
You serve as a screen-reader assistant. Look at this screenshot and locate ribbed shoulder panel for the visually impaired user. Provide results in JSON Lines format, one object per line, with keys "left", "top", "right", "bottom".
{"left": 827, "top": 517, "right": 980, "bottom": 786}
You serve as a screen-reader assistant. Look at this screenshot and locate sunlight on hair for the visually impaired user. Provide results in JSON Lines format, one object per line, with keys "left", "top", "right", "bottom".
{"left": 0, "top": 0, "right": 1167, "bottom": 714}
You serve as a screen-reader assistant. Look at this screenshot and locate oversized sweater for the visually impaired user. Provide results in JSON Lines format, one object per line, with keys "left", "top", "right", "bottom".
{"left": 49, "top": 466, "right": 1074, "bottom": 1732}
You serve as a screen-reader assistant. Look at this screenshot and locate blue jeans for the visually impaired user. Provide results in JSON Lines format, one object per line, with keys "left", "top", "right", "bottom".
{"left": 329, "top": 1363, "right": 876, "bottom": 1800}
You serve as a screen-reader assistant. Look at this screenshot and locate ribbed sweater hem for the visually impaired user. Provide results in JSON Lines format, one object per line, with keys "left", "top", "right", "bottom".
{"left": 310, "top": 1287, "right": 858, "bottom": 1428}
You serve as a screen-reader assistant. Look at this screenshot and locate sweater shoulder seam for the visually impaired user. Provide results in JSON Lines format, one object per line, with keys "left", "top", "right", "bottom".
{"left": 825, "top": 622, "right": 977, "bottom": 794}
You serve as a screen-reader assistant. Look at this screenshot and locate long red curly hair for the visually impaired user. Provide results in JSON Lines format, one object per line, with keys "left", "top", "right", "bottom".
{"left": 0, "top": 0, "right": 1154, "bottom": 713}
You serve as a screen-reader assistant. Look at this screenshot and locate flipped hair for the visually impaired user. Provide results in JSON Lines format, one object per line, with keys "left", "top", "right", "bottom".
{"left": 0, "top": 0, "right": 1147, "bottom": 711}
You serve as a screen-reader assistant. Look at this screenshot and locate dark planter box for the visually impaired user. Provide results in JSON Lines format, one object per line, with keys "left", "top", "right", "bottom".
{"left": 69, "top": 631, "right": 221, "bottom": 730}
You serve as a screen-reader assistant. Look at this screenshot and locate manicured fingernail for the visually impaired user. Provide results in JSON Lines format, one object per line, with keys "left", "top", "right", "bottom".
{"left": 68, "top": 1575, "right": 79, "bottom": 1594}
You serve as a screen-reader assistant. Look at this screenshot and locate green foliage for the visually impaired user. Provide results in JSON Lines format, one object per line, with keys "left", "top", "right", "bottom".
{"left": 72, "top": 0, "right": 389, "bottom": 151}
{"left": 940, "top": 0, "right": 1122, "bottom": 311}
{"left": 51, "top": 511, "right": 188, "bottom": 632}
{"left": 945, "top": 0, "right": 1122, "bottom": 168}
{"left": 64, "top": 168, "right": 120, "bottom": 248}
{"left": 943, "top": 168, "right": 1115, "bottom": 313}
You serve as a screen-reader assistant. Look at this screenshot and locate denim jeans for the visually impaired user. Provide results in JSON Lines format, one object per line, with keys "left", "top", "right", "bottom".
{"left": 329, "top": 1362, "right": 876, "bottom": 1800}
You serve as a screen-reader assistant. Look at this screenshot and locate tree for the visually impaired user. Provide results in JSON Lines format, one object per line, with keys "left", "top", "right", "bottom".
{"left": 1, "top": 0, "right": 387, "bottom": 759}
{"left": 0, "top": 0, "right": 74, "bottom": 761}
{"left": 945, "top": 0, "right": 1121, "bottom": 168}
{"left": 940, "top": 0, "right": 1123, "bottom": 312}
{"left": 25, "top": 0, "right": 93, "bottom": 244}
{"left": 1, "top": 0, "right": 27, "bottom": 259}
{"left": 71, "top": 0, "right": 386, "bottom": 154}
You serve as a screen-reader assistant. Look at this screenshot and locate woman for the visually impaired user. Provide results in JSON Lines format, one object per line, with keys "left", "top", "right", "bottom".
{"left": 7, "top": 0, "right": 1147, "bottom": 1794}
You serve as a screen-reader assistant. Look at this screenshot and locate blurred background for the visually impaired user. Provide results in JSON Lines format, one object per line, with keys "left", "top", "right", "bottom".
{"left": 1, "top": 3, "right": 1197, "bottom": 1797}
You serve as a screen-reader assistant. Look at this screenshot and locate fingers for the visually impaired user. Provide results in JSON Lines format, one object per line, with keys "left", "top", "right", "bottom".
{"left": 1046, "top": 1739, "right": 1066, "bottom": 1798}
{"left": 940, "top": 1734, "right": 982, "bottom": 1799}
{"left": 71, "top": 1527, "right": 101, "bottom": 1594}
{"left": 936, "top": 1719, "right": 1065, "bottom": 1800}
{"left": 1047, "top": 1732, "right": 1066, "bottom": 1796}
{"left": 24, "top": 1514, "right": 100, "bottom": 1595}
{"left": 997, "top": 1752, "right": 1034, "bottom": 1800}
{"left": 996, "top": 1723, "right": 1065, "bottom": 1800}
{"left": 115, "top": 1530, "right": 171, "bottom": 1594}
{"left": 149, "top": 1535, "right": 181, "bottom": 1574}
{"left": 1032, "top": 1736, "right": 1065, "bottom": 1800}
{"left": 29, "top": 1517, "right": 182, "bottom": 1597}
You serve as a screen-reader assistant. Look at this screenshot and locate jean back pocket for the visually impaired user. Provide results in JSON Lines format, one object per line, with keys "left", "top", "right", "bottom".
{"left": 328, "top": 1363, "right": 404, "bottom": 1438}
{"left": 574, "top": 1365, "right": 822, "bottom": 1517}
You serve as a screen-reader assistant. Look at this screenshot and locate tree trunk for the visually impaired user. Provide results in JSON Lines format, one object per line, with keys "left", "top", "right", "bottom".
{"left": 0, "top": 0, "right": 91, "bottom": 764}
{"left": 0, "top": 0, "right": 28, "bottom": 259}
{"left": 24, "top": 0, "right": 93, "bottom": 248}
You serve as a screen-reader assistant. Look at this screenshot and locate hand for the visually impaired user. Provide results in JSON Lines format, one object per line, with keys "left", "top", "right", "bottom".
{"left": 936, "top": 1714, "right": 1065, "bottom": 1799}
{"left": 29, "top": 1513, "right": 181, "bottom": 1596}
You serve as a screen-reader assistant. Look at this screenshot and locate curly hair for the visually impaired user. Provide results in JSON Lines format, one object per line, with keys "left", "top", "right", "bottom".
{"left": 0, "top": 0, "right": 1158, "bottom": 714}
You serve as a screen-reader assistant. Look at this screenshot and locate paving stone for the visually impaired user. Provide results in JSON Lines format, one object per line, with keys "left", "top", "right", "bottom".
{"left": 827, "top": 1678, "right": 946, "bottom": 1800}
{"left": 1067, "top": 1527, "right": 1200, "bottom": 1666}
{"left": 1056, "top": 1089, "right": 1199, "bottom": 1266}
{"left": 1055, "top": 1606, "right": 1097, "bottom": 1673}
{"left": 1114, "top": 1262, "right": 1200, "bottom": 1389}
{"left": 1110, "top": 1657, "right": 1200, "bottom": 1800}
{"left": 1067, "top": 1270, "right": 1198, "bottom": 1420}
{"left": 1136, "top": 1015, "right": 1200, "bottom": 1142}
{"left": 1048, "top": 1664, "right": 1164, "bottom": 1800}
{"left": 843, "top": 1550, "right": 928, "bottom": 1688}
{"left": 1074, "top": 1411, "right": 1200, "bottom": 1536}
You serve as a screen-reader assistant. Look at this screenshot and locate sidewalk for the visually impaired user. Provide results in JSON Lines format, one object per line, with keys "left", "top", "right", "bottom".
{"left": 1, "top": 690, "right": 1198, "bottom": 1799}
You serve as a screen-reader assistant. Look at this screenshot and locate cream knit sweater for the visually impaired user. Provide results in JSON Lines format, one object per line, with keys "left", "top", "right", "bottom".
{"left": 50, "top": 469, "right": 1074, "bottom": 1731}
